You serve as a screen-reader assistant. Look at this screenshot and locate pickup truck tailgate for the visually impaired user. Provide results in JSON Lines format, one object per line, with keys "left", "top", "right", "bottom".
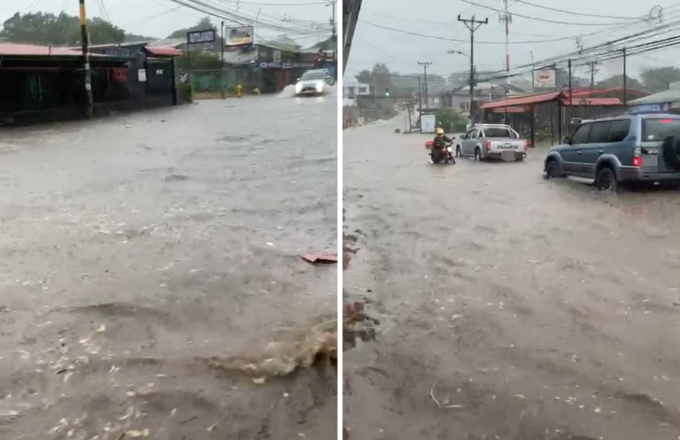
{"left": 488, "top": 139, "right": 525, "bottom": 152}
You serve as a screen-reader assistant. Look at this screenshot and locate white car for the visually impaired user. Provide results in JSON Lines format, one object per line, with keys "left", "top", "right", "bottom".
{"left": 295, "top": 69, "right": 332, "bottom": 96}
{"left": 456, "top": 124, "right": 528, "bottom": 162}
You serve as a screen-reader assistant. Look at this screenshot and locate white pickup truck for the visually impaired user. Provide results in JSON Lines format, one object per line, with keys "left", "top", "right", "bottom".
{"left": 455, "top": 124, "right": 528, "bottom": 162}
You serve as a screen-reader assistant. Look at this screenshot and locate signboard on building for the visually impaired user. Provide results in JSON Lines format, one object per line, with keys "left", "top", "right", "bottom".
{"left": 226, "top": 26, "right": 254, "bottom": 47}
{"left": 630, "top": 103, "right": 670, "bottom": 113}
{"left": 187, "top": 29, "right": 216, "bottom": 45}
{"left": 421, "top": 114, "right": 436, "bottom": 133}
{"left": 533, "top": 69, "right": 556, "bottom": 89}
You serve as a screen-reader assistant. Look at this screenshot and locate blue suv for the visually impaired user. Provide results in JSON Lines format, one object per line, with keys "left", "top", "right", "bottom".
{"left": 544, "top": 113, "right": 680, "bottom": 191}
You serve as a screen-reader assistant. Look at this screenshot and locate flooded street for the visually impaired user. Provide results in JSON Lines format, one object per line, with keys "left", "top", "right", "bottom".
{"left": 344, "top": 119, "right": 680, "bottom": 440}
{"left": 0, "top": 92, "right": 337, "bottom": 439}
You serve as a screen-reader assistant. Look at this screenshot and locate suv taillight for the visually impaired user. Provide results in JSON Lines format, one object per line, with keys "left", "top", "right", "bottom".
{"left": 633, "top": 146, "right": 642, "bottom": 167}
{"left": 485, "top": 141, "right": 491, "bottom": 151}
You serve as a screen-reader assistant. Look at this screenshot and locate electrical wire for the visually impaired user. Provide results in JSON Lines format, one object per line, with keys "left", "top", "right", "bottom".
{"left": 460, "top": 0, "right": 636, "bottom": 26}
{"left": 165, "top": 0, "right": 331, "bottom": 35}
{"left": 512, "top": 0, "right": 642, "bottom": 20}
{"left": 360, "top": 19, "right": 604, "bottom": 45}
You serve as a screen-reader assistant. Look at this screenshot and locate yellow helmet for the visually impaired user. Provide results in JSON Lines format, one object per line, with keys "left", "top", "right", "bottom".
{"left": 435, "top": 128, "right": 444, "bottom": 135}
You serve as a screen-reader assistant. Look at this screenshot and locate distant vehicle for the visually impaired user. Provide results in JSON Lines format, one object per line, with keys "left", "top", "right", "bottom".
{"left": 455, "top": 124, "right": 528, "bottom": 162}
{"left": 294, "top": 69, "right": 333, "bottom": 96}
{"left": 544, "top": 113, "right": 680, "bottom": 192}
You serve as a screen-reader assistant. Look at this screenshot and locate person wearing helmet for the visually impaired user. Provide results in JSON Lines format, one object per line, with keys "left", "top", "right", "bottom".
{"left": 431, "top": 127, "right": 454, "bottom": 164}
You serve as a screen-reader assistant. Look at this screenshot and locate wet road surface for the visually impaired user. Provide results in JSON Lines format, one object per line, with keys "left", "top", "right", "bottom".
{"left": 0, "top": 91, "right": 336, "bottom": 439}
{"left": 344, "top": 119, "right": 680, "bottom": 440}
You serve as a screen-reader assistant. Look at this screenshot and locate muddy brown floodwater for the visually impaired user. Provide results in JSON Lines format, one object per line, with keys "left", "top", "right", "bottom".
{"left": 0, "top": 91, "right": 337, "bottom": 440}
{"left": 344, "top": 118, "right": 680, "bottom": 440}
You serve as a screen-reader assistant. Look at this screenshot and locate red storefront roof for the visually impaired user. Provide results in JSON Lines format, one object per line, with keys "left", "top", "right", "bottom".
{"left": 480, "top": 91, "right": 563, "bottom": 109}
{"left": 561, "top": 97, "right": 622, "bottom": 106}
{"left": 144, "top": 46, "right": 182, "bottom": 57}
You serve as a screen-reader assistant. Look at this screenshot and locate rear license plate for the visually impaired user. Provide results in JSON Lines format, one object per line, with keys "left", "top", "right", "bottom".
{"left": 498, "top": 143, "right": 517, "bottom": 150}
{"left": 501, "top": 151, "right": 516, "bottom": 161}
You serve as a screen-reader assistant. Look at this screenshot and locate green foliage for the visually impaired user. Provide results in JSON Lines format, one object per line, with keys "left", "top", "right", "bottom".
{"left": 641, "top": 67, "right": 680, "bottom": 93}
{"left": 168, "top": 18, "right": 214, "bottom": 38}
{"left": 0, "top": 12, "right": 139, "bottom": 46}
{"left": 176, "top": 50, "right": 222, "bottom": 71}
{"left": 178, "top": 83, "right": 194, "bottom": 103}
{"left": 436, "top": 107, "right": 466, "bottom": 133}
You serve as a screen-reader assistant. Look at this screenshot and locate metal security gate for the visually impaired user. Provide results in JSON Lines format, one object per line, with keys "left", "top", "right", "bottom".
{"left": 146, "top": 59, "right": 173, "bottom": 97}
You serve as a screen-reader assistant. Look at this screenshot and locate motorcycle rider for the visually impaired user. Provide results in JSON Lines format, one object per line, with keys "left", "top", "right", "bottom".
{"left": 431, "top": 127, "right": 454, "bottom": 164}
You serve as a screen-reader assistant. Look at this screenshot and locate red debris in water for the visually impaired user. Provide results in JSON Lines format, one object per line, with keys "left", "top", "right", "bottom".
{"left": 301, "top": 252, "right": 338, "bottom": 264}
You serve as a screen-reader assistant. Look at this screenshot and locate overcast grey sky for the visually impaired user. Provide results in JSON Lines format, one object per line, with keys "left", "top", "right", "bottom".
{"left": 0, "top": 0, "right": 334, "bottom": 46}
{"left": 346, "top": 0, "right": 680, "bottom": 81}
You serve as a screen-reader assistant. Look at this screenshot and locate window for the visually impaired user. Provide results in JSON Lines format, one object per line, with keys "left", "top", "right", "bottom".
{"left": 570, "top": 123, "right": 591, "bottom": 144}
{"left": 588, "top": 121, "right": 611, "bottom": 143}
{"left": 483, "top": 127, "right": 512, "bottom": 138}
{"left": 608, "top": 119, "right": 631, "bottom": 142}
{"left": 470, "top": 130, "right": 478, "bottom": 139}
{"left": 642, "top": 118, "right": 680, "bottom": 142}
{"left": 358, "top": 86, "right": 367, "bottom": 93}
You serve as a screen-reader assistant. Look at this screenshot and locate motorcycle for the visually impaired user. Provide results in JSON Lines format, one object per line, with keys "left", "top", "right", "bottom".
{"left": 424, "top": 140, "right": 456, "bottom": 165}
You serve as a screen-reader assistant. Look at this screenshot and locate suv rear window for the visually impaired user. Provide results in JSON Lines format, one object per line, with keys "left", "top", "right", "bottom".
{"left": 642, "top": 118, "right": 680, "bottom": 142}
{"left": 482, "top": 128, "right": 512, "bottom": 138}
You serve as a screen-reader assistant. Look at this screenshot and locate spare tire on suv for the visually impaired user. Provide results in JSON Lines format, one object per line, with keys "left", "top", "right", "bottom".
{"left": 661, "top": 135, "right": 680, "bottom": 170}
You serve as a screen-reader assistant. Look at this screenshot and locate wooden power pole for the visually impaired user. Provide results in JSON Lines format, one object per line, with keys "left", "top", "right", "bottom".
{"left": 457, "top": 15, "right": 488, "bottom": 124}
{"left": 79, "top": 0, "right": 94, "bottom": 119}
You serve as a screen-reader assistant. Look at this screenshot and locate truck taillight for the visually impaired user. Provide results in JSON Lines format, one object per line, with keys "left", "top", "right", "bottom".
{"left": 633, "top": 146, "right": 642, "bottom": 167}
{"left": 523, "top": 140, "right": 529, "bottom": 150}
{"left": 485, "top": 141, "right": 491, "bottom": 151}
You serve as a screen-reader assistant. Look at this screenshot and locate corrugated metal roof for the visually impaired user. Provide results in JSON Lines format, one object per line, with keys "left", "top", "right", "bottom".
{"left": 629, "top": 89, "right": 680, "bottom": 105}
{"left": 0, "top": 43, "right": 83, "bottom": 56}
{"left": 144, "top": 46, "right": 182, "bottom": 57}
{"left": 0, "top": 43, "right": 111, "bottom": 58}
{"left": 479, "top": 91, "right": 562, "bottom": 109}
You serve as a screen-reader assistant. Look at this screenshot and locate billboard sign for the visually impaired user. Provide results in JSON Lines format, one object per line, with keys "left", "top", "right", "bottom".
{"left": 187, "top": 29, "right": 216, "bottom": 45}
{"left": 533, "top": 68, "right": 556, "bottom": 89}
{"left": 226, "top": 26, "right": 254, "bottom": 47}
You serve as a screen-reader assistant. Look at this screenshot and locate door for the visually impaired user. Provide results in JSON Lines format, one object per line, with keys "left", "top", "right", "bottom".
{"left": 463, "top": 129, "right": 478, "bottom": 156}
{"left": 582, "top": 119, "right": 632, "bottom": 177}
{"left": 580, "top": 120, "right": 612, "bottom": 177}
{"left": 561, "top": 123, "right": 591, "bottom": 175}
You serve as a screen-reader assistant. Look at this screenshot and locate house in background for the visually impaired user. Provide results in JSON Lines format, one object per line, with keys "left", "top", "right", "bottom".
{"left": 343, "top": 80, "right": 373, "bottom": 98}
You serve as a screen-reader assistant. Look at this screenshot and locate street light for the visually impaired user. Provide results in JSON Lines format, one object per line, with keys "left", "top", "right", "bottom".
{"left": 448, "top": 50, "right": 470, "bottom": 60}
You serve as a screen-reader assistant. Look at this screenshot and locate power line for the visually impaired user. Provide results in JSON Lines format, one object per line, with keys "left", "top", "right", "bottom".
{"left": 360, "top": 19, "right": 596, "bottom": 45}
{"left": 165, "top": 0, "right": 331, "bottom": 36}
{"left": 512, "top": 0, "right": 642, "bottom": 20}
{"left": 460, "top": 0, "right": 635, "bottom": 26}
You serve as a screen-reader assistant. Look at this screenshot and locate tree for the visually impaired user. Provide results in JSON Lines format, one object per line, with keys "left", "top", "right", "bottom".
{"left": 0, "top": 12, "right": 147, "bottom": 46}
{"left": 436, "top": 107, "right": 466, "bottom": 133}
{"left": 355, "top": 69, "right": 371, "bottom": 84}
{"left": 641, "top": 67, "right": 680, "bottom": 93}
{"left": 168, "top": 18, "right": 215, "bottom": 38}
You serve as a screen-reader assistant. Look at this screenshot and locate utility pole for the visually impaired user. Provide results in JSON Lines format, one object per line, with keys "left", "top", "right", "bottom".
{"left": 499, "top": 0, "right": 512, "bottom": 73}
{"left": 328, "top": 0, "right": 336, "bottom": 38}
{"left": 587, "top": 61, "right": 599, "bottom": 90}
{"left": 623, "top": 47, "right": 628, "bottom": 110}
{"left": 417, "top": 76, "right": 423, "bottom": 117}
{"left": 221, "top": 21, "right": 225, "bottom": 99}
{"left": 418, "top": 61, "right": 432, "bottom": 109}
{"left": 458, "top": 15, "right": 488, "bottom": 125}
{"left": 79, "top": 0, "right": 93, "bottom": 119}
{"left": 568, "top": 59, "right": 572, "bottom": 106}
